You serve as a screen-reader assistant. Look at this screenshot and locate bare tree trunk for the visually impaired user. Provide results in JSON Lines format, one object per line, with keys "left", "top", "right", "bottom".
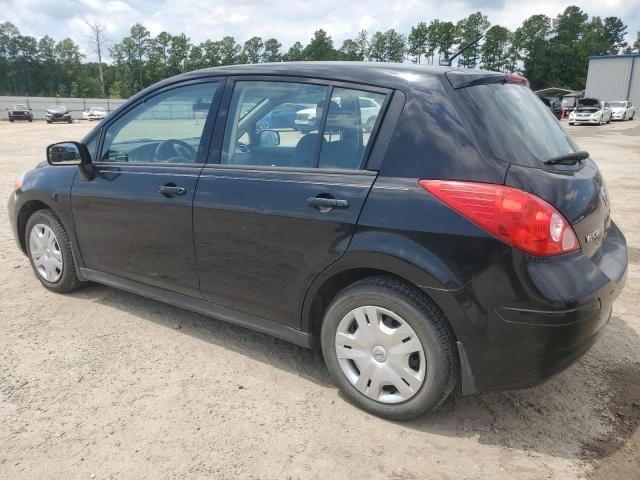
{"left": 85, "top": 21, "right": 109, "bottom": 97}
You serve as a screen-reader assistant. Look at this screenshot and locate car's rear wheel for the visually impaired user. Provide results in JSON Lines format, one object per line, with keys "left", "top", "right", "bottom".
{"left": 26, "top": 209, "right": 81, "bottom": 293}
{"left": 321, "top": 276, "right": 458, "bottom": 420}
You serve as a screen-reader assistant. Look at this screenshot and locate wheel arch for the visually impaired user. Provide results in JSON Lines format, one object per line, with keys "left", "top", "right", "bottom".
{"left": 15, "top": 197, "right": 86, "bottom": 280}
{"left": 17, "top": 200, "right": 52, "bottom": 254}
{"left": 300, "top": 249, "right": 469, "bottom": 344}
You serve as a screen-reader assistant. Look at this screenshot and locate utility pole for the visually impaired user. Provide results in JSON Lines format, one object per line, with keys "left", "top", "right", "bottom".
{"left": 85, "top": 20, "right": 109, "bottom": 97}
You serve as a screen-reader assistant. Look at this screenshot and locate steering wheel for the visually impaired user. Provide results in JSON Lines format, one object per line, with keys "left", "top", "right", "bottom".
{"left": 154, "top": 139, "right": 197, "bottom": 163}
{"left": 235, "top": 141, "right": 250, "bottom": 154}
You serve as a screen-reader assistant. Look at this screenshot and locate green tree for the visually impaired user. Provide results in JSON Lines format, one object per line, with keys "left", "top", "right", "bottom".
{"left": 240, "top": 36, "right": 264, "bottom": 64}
{"left": 219, "top": 36, "right": 241, "bottom": 65}
{"left": 602, "top": 17, "right": 628, "bottom": 54}
{"left": 187, "top": 45, "right": 204, "bottom": 70}
{"left": 303, "top": 29, "right": 337, "bottom": 60}
{"left": 368, "top": 29, "right": 406, "bottom": 62}
{"left": 129, "top": 23, "right": 150, "bottom": 89}
{"left": 284, "top": 41, "right": 304, "bottom": 61}
{"left": 408, "top": 22, "right": 429, "bottom": 63}
{"left": 339, "top": 31, "right": 368, "bottom": 61}
{"left": 435, "top": 21, "right": 457, "bottom": 63}
{"left": 262, "top": 38, "right": 282, "bottom": 62}
{"left": 480, "top": 25, "right": 511, "bottom": 72}
{"left": 369, "top": 31, "right": 386, "bottom": 61}
{"left": 168, "top": 33, "right": 191, "bottom": 74}
{"left": 515, "top": 14, "right": 552, "bottom": 89}
{"left": 385, "top": 29, "right": 406, "bottom": 62}
{"left": 549, "top": 6, "right": 590, "bottom": 89}
{"left": 456, "top": 12, "right": 490, "bottom": 68}
{"left": 633, "top": 31, "right": 640, "bottom": 52}
{"left": 147, "top": 32, "right": 172, "bottom": 82}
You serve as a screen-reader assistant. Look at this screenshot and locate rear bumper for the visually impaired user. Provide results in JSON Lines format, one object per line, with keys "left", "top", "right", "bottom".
{"left": 449, "top": 221, "right": 628, "bottom": 394}
{"left": 9, "top": 113, "right": 31, "bottom": 120}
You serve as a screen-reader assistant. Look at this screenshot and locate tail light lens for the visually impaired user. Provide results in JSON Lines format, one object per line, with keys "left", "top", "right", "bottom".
{"left": 419, "top": 180, "right": 579, "bottom": 256}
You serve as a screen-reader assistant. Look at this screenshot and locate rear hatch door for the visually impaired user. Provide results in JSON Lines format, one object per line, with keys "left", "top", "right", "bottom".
{"left": 452, "top": 80, "right": 612, "bottom": 260}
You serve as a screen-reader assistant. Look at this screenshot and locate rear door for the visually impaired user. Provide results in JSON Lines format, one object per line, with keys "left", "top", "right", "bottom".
{"left": 72, "top": 80, "right": 222, "bottom": 298}
{"left": 193, "top": 78, "right": 390, "bottom": 327}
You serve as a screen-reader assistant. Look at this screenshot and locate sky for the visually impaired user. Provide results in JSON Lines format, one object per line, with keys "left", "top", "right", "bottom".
{"left": 2, "top": 0, "right": 639, "bottom": 61}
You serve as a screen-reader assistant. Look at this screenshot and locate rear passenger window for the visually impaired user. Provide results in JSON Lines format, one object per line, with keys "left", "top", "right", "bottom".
{"left": 318, "top": 88, "right": 385, "bottom": 169}
{"left": 221, "top": 81, "right": 327, "bottom": 168}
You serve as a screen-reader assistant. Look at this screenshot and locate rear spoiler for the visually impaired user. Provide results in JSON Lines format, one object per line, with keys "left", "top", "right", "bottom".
{"left": 446, "top": 70, "right": 529, "bottom": 89}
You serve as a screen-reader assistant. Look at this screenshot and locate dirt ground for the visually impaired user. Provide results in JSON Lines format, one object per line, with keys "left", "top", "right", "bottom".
{"left": 0, "top": 118, "right": 638, "bottom": 480}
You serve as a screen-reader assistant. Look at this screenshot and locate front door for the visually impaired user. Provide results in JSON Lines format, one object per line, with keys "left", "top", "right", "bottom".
{"left": 194, "top": 79, "right": 390, "bottom": 327}
{"left": 72, "top": 80, "right": 222, "bottom": 298}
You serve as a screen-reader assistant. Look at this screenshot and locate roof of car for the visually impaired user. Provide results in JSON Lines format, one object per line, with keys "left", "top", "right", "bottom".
{"left": 135, "top": 62, "right": 470, "bottom": 99}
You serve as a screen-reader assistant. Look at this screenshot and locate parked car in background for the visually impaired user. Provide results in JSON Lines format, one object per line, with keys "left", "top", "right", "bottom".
{"left": 45, "top": 106, "right": 72, "bottom": 124}
{"left": 609, "top": 101, "right": 635, "bottom": 121}
{"left": 568, "top": 99, "right": 612, "bottom": 125}
{"left": 294, "top": 96, "right": 382, "bottom": 133}
{"left": 82, "top": 107, "right": 107, "bottom": 121}
{"left": 256, "top": 103, "right": 312, "bottom": 130}
{"left": 7, "top": 104, "right": 33, "bottom": 122}
{"left": 539, "top": 96, "right": 562, "bottom": 119}
{"left": 8, "top": 63, "right": 627, "bottom": 420}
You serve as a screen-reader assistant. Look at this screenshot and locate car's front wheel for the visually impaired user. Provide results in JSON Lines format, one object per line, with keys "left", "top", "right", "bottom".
{"left": 321, "top": 276, "right": 458, "bottom": 420}
{"left": 26, "top": 209, "right": 81, "bottom": 293}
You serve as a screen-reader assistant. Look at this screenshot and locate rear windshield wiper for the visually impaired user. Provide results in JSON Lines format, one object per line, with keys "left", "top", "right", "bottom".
{"left": 543, "top": 150, "right": 589, "bottom": 166}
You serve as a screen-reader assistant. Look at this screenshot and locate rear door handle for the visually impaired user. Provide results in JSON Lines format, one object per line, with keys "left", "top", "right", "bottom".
{"left": 307, "top": 197, "right": 350, "bottom": 210}
{"left": 159, "top": 185, "right": 187, "bottom": 196}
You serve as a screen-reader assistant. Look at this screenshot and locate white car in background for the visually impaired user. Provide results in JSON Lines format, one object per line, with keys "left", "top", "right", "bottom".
{"left": 568, "top": 100, "right": 612, "bottom": 125}
{"left": 294, "top": 97, "right": 382, "bottom": 133}
{"left": 609, "top": 101, "right": 635, "bottom": 121}
{"left": 82, "top": 107, "right": 107, "bottom": 121}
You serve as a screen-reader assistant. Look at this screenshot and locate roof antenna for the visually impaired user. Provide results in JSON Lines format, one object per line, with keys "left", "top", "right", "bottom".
{"left": 440, "top": 35, "right": 485, "bottom": 67}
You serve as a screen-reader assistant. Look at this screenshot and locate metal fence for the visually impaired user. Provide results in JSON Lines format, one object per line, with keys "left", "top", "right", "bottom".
{"left": 1, "top": 96, "right": 128, "bottom": 121}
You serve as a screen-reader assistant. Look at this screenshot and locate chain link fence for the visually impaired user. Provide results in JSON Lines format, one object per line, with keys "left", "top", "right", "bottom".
{"left": 1, "top": 96, "right": 128, "bottom": 121}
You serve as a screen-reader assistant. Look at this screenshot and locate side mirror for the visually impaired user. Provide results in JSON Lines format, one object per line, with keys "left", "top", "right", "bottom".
{"left": 46, "top": 141, "right": 91, "bottom": 166}
{"left": 257, "top": 129, "right": 280, "bottom": 147}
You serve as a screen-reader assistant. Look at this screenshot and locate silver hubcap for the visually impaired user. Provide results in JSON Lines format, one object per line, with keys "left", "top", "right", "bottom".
{"left": 29, "top": 224, "right": 63, "bottom": 282}
{"left": 335, "top": 306, "right": 426, "bottom": 404}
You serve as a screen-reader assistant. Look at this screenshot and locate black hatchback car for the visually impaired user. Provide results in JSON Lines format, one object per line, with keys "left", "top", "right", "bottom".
{"left": 8, "top": 63, "right": 627, "bottom": 419}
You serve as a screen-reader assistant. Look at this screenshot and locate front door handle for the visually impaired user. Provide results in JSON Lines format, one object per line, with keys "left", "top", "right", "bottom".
{"left": 159, "top": 184, "right": 187, "bottom": 197}
{"left": 307, "top": 196, "right": 350, "bottom": 210}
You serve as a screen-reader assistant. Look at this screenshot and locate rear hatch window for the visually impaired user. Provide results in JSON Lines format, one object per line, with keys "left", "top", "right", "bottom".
{"left": 455, "top": 83, "right": 579, "bottom": 168}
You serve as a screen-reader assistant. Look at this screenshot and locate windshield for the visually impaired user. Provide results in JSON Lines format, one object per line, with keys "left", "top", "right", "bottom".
{"left": 14, "top": 104, "right": 28, "bottom": 109}
{"left": 457, "top": 83, "right": 579, "bottom": 167}
{"left": 610, "top": 102, "right": 626, "bottom": 108}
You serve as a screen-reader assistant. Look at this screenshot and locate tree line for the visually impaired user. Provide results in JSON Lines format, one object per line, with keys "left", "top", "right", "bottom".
{"left": 1, "top": 5, "right": 639, "bottom": 99}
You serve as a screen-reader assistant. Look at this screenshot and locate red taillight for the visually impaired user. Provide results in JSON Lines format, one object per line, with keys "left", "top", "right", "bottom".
{"left": 419, "top": 180, "right": 579, "bottom": 256}
{"left": 505, "top": 73, "right": 529, "bottom": 85}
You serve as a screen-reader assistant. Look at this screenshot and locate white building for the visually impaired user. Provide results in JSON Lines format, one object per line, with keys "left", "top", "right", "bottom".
{"left": 585, "top": 54, "right": 640, "bottom": 106}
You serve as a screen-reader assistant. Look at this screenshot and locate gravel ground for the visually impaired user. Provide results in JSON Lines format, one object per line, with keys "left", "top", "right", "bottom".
{"left": 0, "top": 119, "right": 638, "bottom": 480}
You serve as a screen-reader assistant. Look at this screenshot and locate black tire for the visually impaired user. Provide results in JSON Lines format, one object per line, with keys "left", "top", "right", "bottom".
{"left": 9, "top": 118, "right": 14, "bottom": 122}
{"left": 320, "top": 275, "right": 459, "bottom": 420}
{"left": 25, "top": 209, "right": 81, "bottom": 293}
{"left": 46, "top": 120, "right": 51, "bottom": 124}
